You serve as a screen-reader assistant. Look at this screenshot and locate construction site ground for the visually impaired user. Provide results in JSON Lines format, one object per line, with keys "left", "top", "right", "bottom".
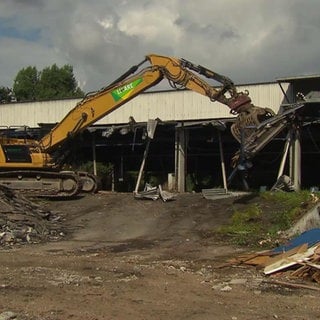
{"left": 0, "top": 191, "right": 319, "bottom": 320}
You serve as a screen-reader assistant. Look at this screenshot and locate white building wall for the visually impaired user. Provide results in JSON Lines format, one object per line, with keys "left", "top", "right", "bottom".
{"left": 0, "top": 82, "right": 289, "bottom": 128}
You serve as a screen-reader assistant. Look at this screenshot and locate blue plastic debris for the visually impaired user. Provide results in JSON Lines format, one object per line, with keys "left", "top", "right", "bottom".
{"left": 272, "top": 228, "right": 320, "bottom": 253}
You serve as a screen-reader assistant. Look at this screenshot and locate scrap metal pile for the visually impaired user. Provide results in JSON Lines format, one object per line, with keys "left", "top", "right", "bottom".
{"left": 0, "top": 185, "right": 63, "bottom": 246}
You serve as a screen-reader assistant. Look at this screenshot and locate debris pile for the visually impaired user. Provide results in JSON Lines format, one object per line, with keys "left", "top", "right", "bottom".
{"left": 134, "top": 184, "right": 176, "bottom": 202}
{"left": 230, "top": 229, "right": 320, "bottom": 290}
{"left": 0, "top": 185, "right": 63, "bottom": 246}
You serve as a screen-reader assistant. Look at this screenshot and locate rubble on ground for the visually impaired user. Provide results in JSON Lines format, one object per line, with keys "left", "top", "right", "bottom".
{"left": 0, "top": 184, "right": 63, "bottom": 246}
{"left": 134, "top": 184, "right": 176, "bottom": 201}
{"left": 228, "top": 229, "right": 320, "bottom": 290}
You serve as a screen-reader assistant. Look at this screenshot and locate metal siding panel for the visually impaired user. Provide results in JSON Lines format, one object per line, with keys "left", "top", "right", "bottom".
{"left": 239, "top": 83, "right": 289, "bottom": 113}
{"left": 0, "top": 83, "right": 289, "bottom": 127}
{"left": 102, "top": 90, "right": 232, "bottom": 122}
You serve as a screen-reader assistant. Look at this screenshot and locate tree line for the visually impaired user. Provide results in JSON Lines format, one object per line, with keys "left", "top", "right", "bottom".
{"left": 0, "top": 64, "right": 84, "bottom": 103}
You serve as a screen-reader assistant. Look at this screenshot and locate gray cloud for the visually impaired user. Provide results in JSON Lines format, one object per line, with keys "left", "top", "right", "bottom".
{"left": 0, "top": 0, "right": 320, "bottom": 92}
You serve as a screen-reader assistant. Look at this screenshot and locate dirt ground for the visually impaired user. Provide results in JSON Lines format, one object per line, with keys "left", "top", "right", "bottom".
{"left": 0, "top": 192, "right": 319, "bottom": 320}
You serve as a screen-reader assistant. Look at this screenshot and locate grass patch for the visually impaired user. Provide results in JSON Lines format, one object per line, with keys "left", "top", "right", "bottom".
{"left": 219, "top": 190, "right": 317, "bottom": 248}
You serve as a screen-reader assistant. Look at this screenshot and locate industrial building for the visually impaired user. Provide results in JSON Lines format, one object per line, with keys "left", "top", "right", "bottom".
{"left": 0, "top": 76, "right": 319, "bottom": 193}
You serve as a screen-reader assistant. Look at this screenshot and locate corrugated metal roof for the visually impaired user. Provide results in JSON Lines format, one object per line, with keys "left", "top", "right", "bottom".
{"left": 276, "top": 74, "right": 320, "bottom": 82}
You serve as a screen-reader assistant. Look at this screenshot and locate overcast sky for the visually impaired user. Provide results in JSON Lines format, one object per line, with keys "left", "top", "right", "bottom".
{"left": 0, "top": 0, "right": 319, "bottom": 92}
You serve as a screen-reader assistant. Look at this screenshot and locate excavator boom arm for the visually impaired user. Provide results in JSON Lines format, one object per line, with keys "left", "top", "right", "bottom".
{"left": 39, "top": 64, "right": 162, "bottom": 151}
{"left": 39, "top": 54, "right": 254, "bottom": 152}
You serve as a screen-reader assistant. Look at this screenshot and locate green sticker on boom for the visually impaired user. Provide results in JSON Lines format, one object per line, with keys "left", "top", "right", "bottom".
{"left": 111, "top": 78, "right": 143, "bottom": 102}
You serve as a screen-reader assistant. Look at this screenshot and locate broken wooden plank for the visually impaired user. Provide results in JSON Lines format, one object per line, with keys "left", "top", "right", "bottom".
{"left": 291, "top": 265, "right": 311, "bottom": 278}
{"left": 265, "top": 243, "right": 308, "bottom": 266}
{"left": 264, "top": 279, "right": 320, "bottom": 291}
{"left": 240, "top": 254, "right": 273, "bottom": 267}
{"left": 312, "top": 271, "right": 320, "bottom": 284}
{"left": 264, "top": 244, "right": 317, "bottom": 275}
{"left": 298, "top": 261, "right": 320, "bottom": 270}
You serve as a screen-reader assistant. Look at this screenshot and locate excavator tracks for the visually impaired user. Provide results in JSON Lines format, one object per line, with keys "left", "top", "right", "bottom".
{"left": 0, "top": 170, "right": 82, "bottom": 198}
{"left": 76, "top": 171, "right": 100, "bottom": 193}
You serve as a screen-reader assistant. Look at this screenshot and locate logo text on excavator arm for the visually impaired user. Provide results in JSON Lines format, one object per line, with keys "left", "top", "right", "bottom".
{"left": 111, "top": 78, "right": 143, "bottom": 102}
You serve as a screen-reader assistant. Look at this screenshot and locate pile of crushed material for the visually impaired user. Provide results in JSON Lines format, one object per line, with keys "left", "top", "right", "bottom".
{"left": 0, "top": 185, "right": 63, "bottom": 246}
{"left": 230, "top": 229, "right": 320, "bottom": 290}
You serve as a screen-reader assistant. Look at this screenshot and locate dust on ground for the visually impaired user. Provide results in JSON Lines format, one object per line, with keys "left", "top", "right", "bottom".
{"left": 0, "top": 192, "right": 319, "bottom": 320}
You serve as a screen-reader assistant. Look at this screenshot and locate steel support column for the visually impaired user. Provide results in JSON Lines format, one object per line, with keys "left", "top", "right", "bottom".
{"left": 175, "top": 125, "right": 187, "bottom": 192}
{"left": 218, "top": 130, "right": 228, "bottom": 192}
{"left": 289, "top": 128, "right": 301, "bottom": 191}
{"left": 91, "top": 134, "right": 97, "bottom": 176}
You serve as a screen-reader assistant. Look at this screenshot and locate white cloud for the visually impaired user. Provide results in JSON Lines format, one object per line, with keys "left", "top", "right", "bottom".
{"left": 98, "top": 17, "right": 114, "bottom": 31}
{"left": 0, "top": 0, "right": 320, "bottom": 92}
{"left": 118, "top": 6, "right": 182, "bottom": 43}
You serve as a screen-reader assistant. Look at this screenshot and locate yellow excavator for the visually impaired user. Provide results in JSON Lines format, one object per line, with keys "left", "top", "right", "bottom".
{"left": 0, "top": 54, "right": 275, "bottom": 197}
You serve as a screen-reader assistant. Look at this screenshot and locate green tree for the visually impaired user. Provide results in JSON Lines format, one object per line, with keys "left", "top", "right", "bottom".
{"left": 12, "top": 64, "right": 84, "bottom": 102}
{"left": 37, "top": 64, "right": 84, "bottom": 100}
{"left": 13, "top": 66, "right": 38, "bottom": 102}
{"left": 0, "top": 86, "right": 13, "bottom": 103}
